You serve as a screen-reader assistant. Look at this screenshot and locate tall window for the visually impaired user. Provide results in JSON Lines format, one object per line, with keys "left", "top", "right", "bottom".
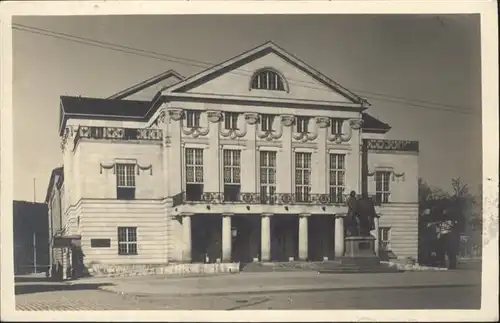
{"left": 379, "top": 227, "right": 391, "bottom": 251}
{"left": 224, "top": 112, "right": 239, "bottom": 130}
{"left": 251, "top": 70, "right": 286, "bottom": 91}
{"left": 331, "top": 118, "right": 344, "bottom": 135}
{"left": 375, "top": 171, "right": 391, "bottom": 204}
{"left": 118, "top": 227, "right": 137, "bottom": 255}
{"left": 223, "top": 150, "right": 241, "bottom": 202}
{"left": 260, "top": 151, "right": 277, "bottom": 203}
{"left": 329, "top": 154, "right": 346, "bottom": 203}
{"left": 185, "top": 110, "right": 201, "bottom": 128}
{"left": 116, "top": 163, "right": 136, "bottom": 200}
{"left": 295, "top": 152, "right": 312, "bottom": 202}
{"left": 185, "top": 148, "right": 204, "bottom": 201}
{"left": 296, "top": 117, "right": 309, "bottom": 134}
{"left": 261, "top": 114, "right": 275, "bottom": 132}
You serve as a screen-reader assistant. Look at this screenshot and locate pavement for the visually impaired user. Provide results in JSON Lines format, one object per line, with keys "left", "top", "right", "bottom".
{"left": 70, "top": 263, "right": 481, "bottom": 297}
{"left": 12, "top": 259, "right": 482, "bottom": 311}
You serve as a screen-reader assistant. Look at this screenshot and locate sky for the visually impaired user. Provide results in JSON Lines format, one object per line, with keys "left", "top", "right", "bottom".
{"left": 12, "top": 14, "right": 482, "bottom": 203}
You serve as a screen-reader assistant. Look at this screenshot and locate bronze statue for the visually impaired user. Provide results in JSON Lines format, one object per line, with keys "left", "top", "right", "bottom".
{"left": 345, "top": 191, "right": 359, "bottom": 236}
{"left": 345, "top": 191, "right": 377, "bottom": 237}
{"left": 356, "top": 192, "right": 377, "bottom": 236}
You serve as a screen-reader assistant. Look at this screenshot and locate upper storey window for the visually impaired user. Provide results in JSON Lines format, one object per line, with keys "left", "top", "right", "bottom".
{"left": 251, "top": 69, "right": 286, "bottom": 91}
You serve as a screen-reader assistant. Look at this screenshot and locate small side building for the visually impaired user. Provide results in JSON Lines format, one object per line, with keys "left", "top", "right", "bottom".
{"left": 13, "top": 200, "right": 49, "bottom": 275}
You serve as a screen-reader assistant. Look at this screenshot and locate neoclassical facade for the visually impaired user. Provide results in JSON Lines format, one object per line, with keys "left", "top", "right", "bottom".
{"left": 49, "top": 41, "right": 419, "bottom": 274}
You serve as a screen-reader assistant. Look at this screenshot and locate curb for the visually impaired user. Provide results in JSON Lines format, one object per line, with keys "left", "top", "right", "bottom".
{"left": 98, "top": 282, "right": 479, "bottom": 298}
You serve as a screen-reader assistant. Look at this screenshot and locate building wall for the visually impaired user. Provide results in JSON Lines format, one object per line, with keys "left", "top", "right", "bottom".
{"left": 367, "top": 151, "right": 419, "bottom": 259}
{"left": 77, "top": 199, "right": 168, "bottom": 266}
{"left": 162, "top": 102, "right": 363, "bottom": 199}
{"left": 74, "top": 140, "right": 163, "bottom": 199}
{"left": 378, "top": 203, "right": 419, "bottom": 259}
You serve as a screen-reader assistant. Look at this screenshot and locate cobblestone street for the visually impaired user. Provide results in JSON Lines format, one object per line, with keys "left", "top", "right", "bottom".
{"left": 13, "top": 261, "right": 482, "bottom": 311}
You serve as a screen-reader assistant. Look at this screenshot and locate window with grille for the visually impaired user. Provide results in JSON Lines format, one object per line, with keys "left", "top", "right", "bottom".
{"left": 260, "top": 151, "right": 277, "bottom": 203}
{"left": 375, "top": 171, "right": 391, "bottom": 204}
{"left": 329, "top": 154, "right": 346, "bottom": 203}
{"left": 224, "top": 112, "right": 239, "bottom": 130}
{"left": 379, "top": 227, "right": 391, "bottom": 251}
{"left": 251, "top": 70, "right": 286, "bottom": 91}
{"left": 118, "top": 227, "right": 137, "bottom": 255}
{"left": 261, "top": 114, "right": 275, "bottom": 132}
{"left": 331, "top": 118, "right": 344, "bottom": 135}
{"left": 185, "top": 148, "right": 204, "bottom": 201}
{"left": 296, "top": 117, "right": 309, "bottom": 134}
{"left": 185, "top": 110, "right": 201, "bottom": 128}
{"left": 295, "top": 152, "right": 312, "bottom": 202}
{"left": 116, "top": 163, "right": 136, "bottom": 200}
{"left": 223, "top": 150, "right": 241, "bottom": 202}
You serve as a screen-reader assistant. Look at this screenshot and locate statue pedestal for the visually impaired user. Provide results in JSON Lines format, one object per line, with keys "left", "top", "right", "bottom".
{"left": 317, "top": 235, "right": 400, "bottom": 274}
{"left": 339, "top": 235, "right": 381, "bottom": 267}
{"left": 345, "top": 236, "right": 376, "bottom": 258}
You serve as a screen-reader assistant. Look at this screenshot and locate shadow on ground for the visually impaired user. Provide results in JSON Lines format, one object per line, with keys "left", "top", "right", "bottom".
{"left": 15, "top": 277, "right": 114, "bottom": 295}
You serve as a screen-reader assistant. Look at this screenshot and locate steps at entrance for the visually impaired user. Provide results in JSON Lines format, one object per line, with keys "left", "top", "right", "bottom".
{"left": 317, "top": 258, "right": 401, "bottom": 274}
{"left": 240, "top": 260, "right": 402, "bottom": 274}
{"left": 240, "top": 261, "right": 324, "bottom": 272}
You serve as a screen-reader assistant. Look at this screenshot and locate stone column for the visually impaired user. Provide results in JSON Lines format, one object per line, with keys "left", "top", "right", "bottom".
{"left": 261, "top": 214, "right": 271, "bottom": 261}
{"left": 298, "top": 215, "right": 309, "bottom": 260}
{"left": 62, "top": 248, "right": 68, "bottom": 280}
{"left": 222, "top": 214, "right": 232, "bottom": 262}
{"left": 182, "top": 214, "right": 192, "bottom": 262}
{"left": 373, "top": 215, "right": 380, "bottom": 256}
{"left": 334, "top": 214, "right": 345, "bottom": 258}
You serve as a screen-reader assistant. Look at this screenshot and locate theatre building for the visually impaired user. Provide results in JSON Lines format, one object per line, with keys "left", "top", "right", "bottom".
{"left": 48, "top": 41, "right": 419, "bottom": 276}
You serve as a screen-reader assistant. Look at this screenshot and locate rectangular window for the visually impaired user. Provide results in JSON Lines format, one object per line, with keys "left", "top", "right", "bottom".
{"left": 296, "top": 117, "right": 309, "bottom": 134}
{"left": 116, "top": 163, "right": 136, "bottom": 200}
{"left": 295, "top": 152, "right": 312, "bottom": 202}
{"left": 90, "top": 239, "right": 111, "bottom": 248}
{"left": 223, "top": 150, "right": 241, "bottom": 202}
{"left": 375, "top": 171, "right": 391, "bottom": 204}
{"left": 329, "top": 154, "right": 346, "bottom": 203}
{"left": 224, "top": 112, "right": 239, "bottom": 130}
{"left": 185, "top": 148, "right": 204, "bottom": 201}
{"left": 260, "top": 151, "right": 277, "bottom": 203}
{"left": 331, "top": 118, "right": 344, "bottom": 135}
{"left": 261, "top": 114, "right": 275, "bottom": 132}
{"left": 379, "top": 227, "right": 391, "bottom": 251}
{"left": 118, "top": 227, "right": 137, "bottom": 255}
{"left": 185, "top": 110, "right": 201, "bottom": 128}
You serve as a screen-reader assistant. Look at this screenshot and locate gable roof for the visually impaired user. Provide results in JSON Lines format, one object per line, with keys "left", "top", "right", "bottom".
{"left": 163, "top": 41, "right": 369, "bottom": 106}
{"left": 58, "top": 95, "right": 159, "bottom": 135}
{"left": 107, "top": 69, "right": 184, "bottom": 100}
{"left": 45, "top": 166, "right": 64, "bottom": 203}
{"left": 361, "top": 113, "right": 391, "bottom": 133}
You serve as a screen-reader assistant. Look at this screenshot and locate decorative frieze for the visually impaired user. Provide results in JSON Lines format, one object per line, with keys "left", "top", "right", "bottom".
{"left": 327, "top": 118, "right": 361, "bottom": 144}
{"left": 349, "top": 118, "right": 363, "bottom": 130}
{"left": 73, "top": 126, "right": 163, "bottom": 147}
{"left": 207, "top": 110, "right": 223, "bottom": 123}
{"left": 364, "top": 139, "right": 419, "bottom": 152}
{"left": 315, "top": 117, "right": 330, "bottom": 128}
{"left": 281, "top": 115, "right": 295, "bottom": 127}
{"left": 244, "top": 112, "right": 259, "bottom": 125}
{"left": 168, "top": 109, "right": 184, "bottom": 121}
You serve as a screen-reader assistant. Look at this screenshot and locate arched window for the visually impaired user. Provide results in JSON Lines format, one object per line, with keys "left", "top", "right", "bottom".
{"left": 250, "top": 69, "right": 286, "bottom": 91}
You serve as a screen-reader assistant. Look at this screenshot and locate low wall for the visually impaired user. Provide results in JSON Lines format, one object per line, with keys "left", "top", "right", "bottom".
{"left": 87, "top": 262, "right": 240, "bottom": 277}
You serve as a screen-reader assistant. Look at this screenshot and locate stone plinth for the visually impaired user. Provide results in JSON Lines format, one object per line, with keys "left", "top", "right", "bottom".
{"left": 344, "top": 235, "right": 376, "bottom": 258}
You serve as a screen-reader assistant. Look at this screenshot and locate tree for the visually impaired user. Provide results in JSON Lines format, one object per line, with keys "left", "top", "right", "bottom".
{"left": 418, "top": 177, "right": 479, "bottom": 264}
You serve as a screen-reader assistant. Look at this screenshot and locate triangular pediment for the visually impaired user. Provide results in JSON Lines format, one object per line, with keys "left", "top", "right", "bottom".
{"left": 163, "top": 42, "right": 365, "bottom": 106}
{"left": 109, "top": 69, "right": 184, "bottom": 101}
